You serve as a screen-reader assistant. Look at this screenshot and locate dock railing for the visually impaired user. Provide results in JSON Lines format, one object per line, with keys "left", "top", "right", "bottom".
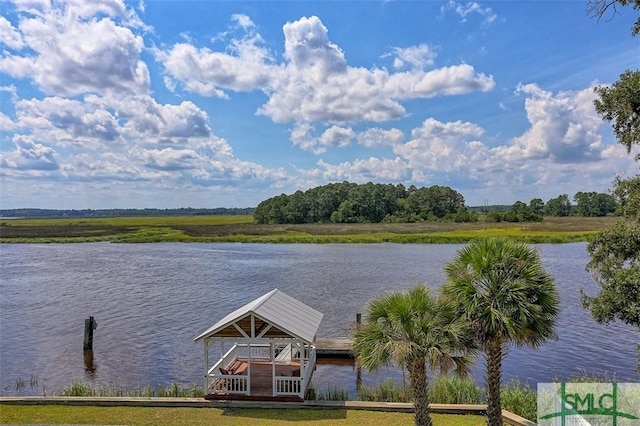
{"left": 301, "top": 346, "right": 316, "bottom": 395}
{"left": 207, "top": 344, "right": 249, "bottom": 395}
{"left": 236, "top": 343, "right": 271, "bottom": 361}
{"left": 274, "top": 346, "right": 317, "bottom": 398}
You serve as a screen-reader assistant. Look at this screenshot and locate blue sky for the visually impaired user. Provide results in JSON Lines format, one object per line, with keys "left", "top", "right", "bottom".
{"left": 1, "top": 0, "right": 638, "bottom": 209}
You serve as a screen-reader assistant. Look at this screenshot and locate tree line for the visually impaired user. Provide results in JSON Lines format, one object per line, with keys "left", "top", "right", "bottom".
{"left": 255, "top": 181, "right": 619, "bottom": 224}
{"left": 487, "top": 191, "right": 617, "bottom": 223}
{"left": 254, "top": 182, "right": 474, "bottom": 224}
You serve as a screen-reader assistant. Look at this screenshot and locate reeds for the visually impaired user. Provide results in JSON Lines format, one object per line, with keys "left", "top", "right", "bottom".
{"left": 57, "top": 382, "right": 204, "bottom": 398}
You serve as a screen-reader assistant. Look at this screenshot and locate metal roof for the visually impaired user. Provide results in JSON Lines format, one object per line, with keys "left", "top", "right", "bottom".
{"left": 193, "top": 289, "right": 324, "bottom": 344}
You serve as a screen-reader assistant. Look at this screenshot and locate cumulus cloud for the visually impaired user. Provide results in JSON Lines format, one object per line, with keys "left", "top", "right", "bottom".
{"left": 143, "top": 147, "right": 199, "bottom": 171}
{"left": 310, "top": 157, "right": 411, "bottom": 182}
{"left": 0, "top": 1, "right": 150, "bottom": 97}
{"left": 357, "top": 128, "right": 404, "bottom": 148}
{"left": 155, "top": 13, "right": 275, "bottom": 98}
{"left": 0, "top": 135, "right": 60, "bottom": 171}
{"left": 497, "top": 84, "right": 604, "bottom": 163}
{"left": 157, "top": 15, "right": 494, "bottom": 125}
{"left": 300, "top": 82, "right": 633, "bottom": 201}
{"left": 291, "top": 124, "right": 404, "bottom": 154}
{"left": 394, "top": 118, "right": 486, "bottom": 174}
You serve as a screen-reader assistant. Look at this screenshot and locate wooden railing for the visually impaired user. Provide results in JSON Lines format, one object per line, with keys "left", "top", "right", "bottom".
{"left": 274, "top": 376, "right": 302, "bottom": 396}
{"left": 207, "top": 344, "right": 250, "bottom": 394}
{"left": 236, "top": 343, "right": 271, "bottom": 361}
{"left": 209, "top": 374, "right": 249, "bottom": 395}
{"left": 301, "top": 346, "right": 316, "bottom": 395}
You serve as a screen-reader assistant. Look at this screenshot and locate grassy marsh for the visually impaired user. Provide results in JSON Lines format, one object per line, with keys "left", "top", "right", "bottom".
{"left": 0, "top": 215, "right": 617, "bottom": 243}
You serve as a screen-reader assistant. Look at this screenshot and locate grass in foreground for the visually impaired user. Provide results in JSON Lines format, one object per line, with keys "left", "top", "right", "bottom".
{"left": 0, "top": 405, "right": 485, "bottom": 426}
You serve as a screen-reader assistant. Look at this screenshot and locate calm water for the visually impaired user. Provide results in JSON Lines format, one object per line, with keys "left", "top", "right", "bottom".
{"left": 0, "top": 243, "right": 637, "bottom": 396}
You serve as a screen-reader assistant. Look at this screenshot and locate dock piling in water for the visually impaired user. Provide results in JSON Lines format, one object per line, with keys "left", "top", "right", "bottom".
{"left": 83, "top": 316, "right": 97, "bottom": 351}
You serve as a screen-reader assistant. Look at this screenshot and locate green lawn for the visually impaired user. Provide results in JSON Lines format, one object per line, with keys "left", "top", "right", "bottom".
{"left": 0, "top": 405, "right": 485, "bottom": 426}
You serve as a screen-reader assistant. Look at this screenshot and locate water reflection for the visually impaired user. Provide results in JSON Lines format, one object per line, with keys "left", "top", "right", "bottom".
{"left": 83, "top": 350, "right": 96, "bottom": 379}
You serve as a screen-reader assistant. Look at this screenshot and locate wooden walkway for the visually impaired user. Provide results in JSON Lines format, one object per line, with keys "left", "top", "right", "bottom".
{"left": 315, "top": 338, "right": 354, "bottom": 358}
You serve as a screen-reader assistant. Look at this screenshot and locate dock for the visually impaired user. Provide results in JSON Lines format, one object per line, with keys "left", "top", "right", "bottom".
{"left": 315, "top": 338, "right": 354, "bottom": 358}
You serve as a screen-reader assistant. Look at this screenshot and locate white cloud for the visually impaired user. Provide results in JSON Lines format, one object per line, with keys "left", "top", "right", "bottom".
{"left": 290, "top": 124, "right": 404, "bottom": 154}
{"left": 310, "top": 157, "right": 410, "bottom": 182}
{"left": 357, "top": 128, "right": 404, "bottom": 148}
{"left": 155, "top": 42, "right": 273, "bottom": 98}
{"left": 441, "top": 1, "right": 498, "bottom": 27}
{"left": 320, "top": 126, "right": 356, "bottom": 148}
{"left": 282, "top": 16, "right": 347, "bottom": 78}
{"left": 0, "top": 1, "right": 150, "bottom": 97}
{"left": 497, "top": 84, "right": 604, "bottom": 163}
{"left": 143, "top": 147, "right": 199, "bottom": 171}
{"left": 0, "top": 135, "right": 60, "bottom": 171}
{"left": 0, "top": 16, "right": 25, "bottom": 50}
{"left": 387, "top": 44, "right": 437, "bottom": 69}
{"left": 394, "top": 118, "right": 486, "bottom": 174}
{"left": 231, "top": 13, "right": 256, "bottom": 30}
{"left": 157, "top": 15, "right": 494, "bottom": 125}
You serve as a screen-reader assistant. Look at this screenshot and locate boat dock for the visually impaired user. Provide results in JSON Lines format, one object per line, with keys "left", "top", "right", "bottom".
{"left": 315, "top": 338, "right": 354, "bottom": 358}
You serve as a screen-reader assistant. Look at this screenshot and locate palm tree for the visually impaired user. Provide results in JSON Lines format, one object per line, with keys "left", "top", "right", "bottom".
{"left": 352, "top": 285, "right": 474, "bottom": 426}
{"left": 442, "top": 238, "right": 559, "bottom": 426}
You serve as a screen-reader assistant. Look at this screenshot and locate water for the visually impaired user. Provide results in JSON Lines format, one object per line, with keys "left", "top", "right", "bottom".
{"left": 0, "top": 243, "right": 637, "bottom": 397}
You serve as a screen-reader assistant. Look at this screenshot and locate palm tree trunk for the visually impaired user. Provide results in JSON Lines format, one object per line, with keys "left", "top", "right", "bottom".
{"left": 485, "top": 338, "right": 503, "bottom": 426}
{"left": 407, "top": 358, "right": 432, "bottom": 426}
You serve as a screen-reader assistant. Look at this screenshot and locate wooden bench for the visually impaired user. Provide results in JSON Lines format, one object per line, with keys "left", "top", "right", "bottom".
{"left": 227, "top": 360, "right": 248, "bottom": 375}
{"left": 233, "top": 362, "right": 247, "bottom": 375}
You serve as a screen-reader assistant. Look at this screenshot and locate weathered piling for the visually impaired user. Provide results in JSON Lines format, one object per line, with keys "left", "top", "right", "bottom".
{"left": 83, "top": 316, "right": 97, "bottom": 351}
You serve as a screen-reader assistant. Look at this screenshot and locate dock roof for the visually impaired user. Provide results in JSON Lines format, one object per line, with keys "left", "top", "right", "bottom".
{"left": 193, "top": 289, "right": 324, "bottom": 344}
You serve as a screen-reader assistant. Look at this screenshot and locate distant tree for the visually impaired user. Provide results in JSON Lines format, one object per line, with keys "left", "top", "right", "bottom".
{"left": 443, "top": 239, "right": 559, "bottom": 426}
{"left": 353, "top": 285, "right": 474, "bottom": 426}
{"left": 504, "top": 201, "right": 542, "bottom": 222}
{"left": 574, "top": 191, "right": 617, "bottom": 216}
{"left": 529, "top": 198, "right": 545, "bottom": 216}
{"left": 544, "top": 194, "right": 572, "bottom": 216}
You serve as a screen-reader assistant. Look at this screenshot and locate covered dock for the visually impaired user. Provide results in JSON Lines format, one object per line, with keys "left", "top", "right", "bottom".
{"left": 194, "top": 289, "right": 323, "bottom": 402}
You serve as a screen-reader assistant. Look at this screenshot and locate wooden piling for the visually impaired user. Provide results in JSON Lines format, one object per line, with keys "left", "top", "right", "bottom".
{"left": 83, "top": 316, "right": 97, "bottom": 351}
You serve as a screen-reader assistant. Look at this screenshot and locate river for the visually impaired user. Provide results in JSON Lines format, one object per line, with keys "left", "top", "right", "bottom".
{"left": 0, "top": 243, "right": 637, "bottom": 396}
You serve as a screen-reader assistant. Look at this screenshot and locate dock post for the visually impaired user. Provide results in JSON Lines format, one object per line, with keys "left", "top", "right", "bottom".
{"left": 83, "top": 316, "right": 97, "bottom": 351}
{"left": 355, "top": 312, "right": 362, "bottom": 391}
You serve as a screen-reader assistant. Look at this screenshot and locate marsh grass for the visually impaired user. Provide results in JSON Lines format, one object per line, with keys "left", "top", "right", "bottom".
{"left": 1, "top": 215, "right": 616, "bottom": 243}
{"left": 352, "top": 376, "right": 537, "bottom": 421}
{"left": 500, "top": 380, "right": 536, "bottom": 421}
{"left": 357, "top": 379, "right": 412, "bottom": 402}
{"left": 430, "top": 376, "right": 483, "bottom": 404}
{"left": 309, "top": 384, "right": 351, "bottom": 401}
{"left": 57, "top": 382, "right": 204, "bottom": 398}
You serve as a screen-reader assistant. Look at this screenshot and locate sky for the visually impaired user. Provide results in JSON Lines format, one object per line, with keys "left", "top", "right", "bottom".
{"left": 0, "top": 0, "right": 638, "bottom": 209}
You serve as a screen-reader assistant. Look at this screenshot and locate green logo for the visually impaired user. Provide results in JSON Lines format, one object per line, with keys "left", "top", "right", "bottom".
{"left": 538, "top": 382, "right": 640, "bottom": 426}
